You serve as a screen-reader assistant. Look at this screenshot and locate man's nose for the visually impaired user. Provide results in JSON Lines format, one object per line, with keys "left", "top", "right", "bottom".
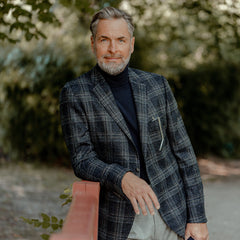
{"left": 108, "top": 40, "right": 117, "bottom": 53}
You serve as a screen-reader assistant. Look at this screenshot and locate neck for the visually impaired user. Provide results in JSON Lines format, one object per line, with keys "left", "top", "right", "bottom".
{"left": 97, "top": 64, "right": 129, "bottom": 87}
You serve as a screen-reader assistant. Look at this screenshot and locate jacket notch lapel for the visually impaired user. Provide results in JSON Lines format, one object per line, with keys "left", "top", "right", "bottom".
{"left": 129, "top": 69, "right": 148, "bottom": 158}
{"left": 92, "top": 69, "right": 133, "bottom": 143}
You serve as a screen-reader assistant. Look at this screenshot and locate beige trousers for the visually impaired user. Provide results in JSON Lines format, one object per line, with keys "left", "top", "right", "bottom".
{"left": 127, "top": 208, "right": 183, "bottom": 240}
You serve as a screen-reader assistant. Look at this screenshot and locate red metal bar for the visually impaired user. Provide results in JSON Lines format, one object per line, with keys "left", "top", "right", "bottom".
{"left": 50, "top": 181, "right": 100, "bottom": 240}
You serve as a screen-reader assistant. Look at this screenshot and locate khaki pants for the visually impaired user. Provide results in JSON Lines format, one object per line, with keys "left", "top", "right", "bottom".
{"left": 127, "top": 208, "right": 183, "bottom": 240}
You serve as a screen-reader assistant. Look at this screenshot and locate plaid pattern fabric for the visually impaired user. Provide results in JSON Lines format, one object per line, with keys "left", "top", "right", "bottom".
{"left": 60, "top": 65, "right": 207, "bottom": 240}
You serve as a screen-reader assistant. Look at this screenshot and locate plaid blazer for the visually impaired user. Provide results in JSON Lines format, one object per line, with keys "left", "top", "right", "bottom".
{"left": 60, "top": 65, "right": 207, "bottom": 240}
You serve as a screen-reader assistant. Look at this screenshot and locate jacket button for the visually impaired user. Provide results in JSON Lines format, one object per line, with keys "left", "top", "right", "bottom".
{"left": 135, "top": 168, "right": 140, "bottom": 172}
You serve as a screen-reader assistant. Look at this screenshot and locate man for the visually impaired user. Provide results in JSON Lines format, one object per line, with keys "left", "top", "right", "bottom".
{"left": 60, "top": 7, "right": 209, "bottom": 240}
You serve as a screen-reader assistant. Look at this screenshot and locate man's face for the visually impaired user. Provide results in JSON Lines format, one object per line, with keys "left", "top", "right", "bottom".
{"left": 91, "top": 18, "right": 135, "bottom": 75}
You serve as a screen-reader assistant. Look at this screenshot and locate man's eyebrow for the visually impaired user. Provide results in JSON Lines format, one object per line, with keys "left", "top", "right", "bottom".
{"left": 118, "top": 36, "right": 127, "bottom": 40}
{"left": 97, "top": 35, "right": 128, "bottom": 40}
{"left": 98, "top": 35, "right": 109, "bottom": 39}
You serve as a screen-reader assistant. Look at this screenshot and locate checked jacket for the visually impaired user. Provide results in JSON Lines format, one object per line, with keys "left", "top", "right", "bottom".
{"left": 60, "top": 65, "right": 207, "bottom": 240}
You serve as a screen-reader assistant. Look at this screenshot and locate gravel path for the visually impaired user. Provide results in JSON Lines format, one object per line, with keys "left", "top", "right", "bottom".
{"left": 204, "top": 177, "right": 240, "bottom": 240}
{"left": 0, "top": 158, "right": 240, "bottom": 240}
{"left": 0, "top": 162, "right": 78, "bottom": 240}
{"left": 198, "top": 158, "right": 240, "bottom": 240}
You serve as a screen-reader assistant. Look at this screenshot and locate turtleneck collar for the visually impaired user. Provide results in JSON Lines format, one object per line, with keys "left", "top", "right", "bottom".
{"left": 96, "top": 64, "right": 129, "bottom": 88}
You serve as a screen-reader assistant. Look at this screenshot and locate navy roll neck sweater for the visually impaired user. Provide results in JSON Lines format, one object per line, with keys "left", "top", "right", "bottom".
{"left": 97, "top": 64, "right": 149, "bottom": 183}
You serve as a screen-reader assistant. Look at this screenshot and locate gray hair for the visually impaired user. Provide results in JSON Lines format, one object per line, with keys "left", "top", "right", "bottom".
{"left": 90, "top": 7, "right": 134, "bottom": 39}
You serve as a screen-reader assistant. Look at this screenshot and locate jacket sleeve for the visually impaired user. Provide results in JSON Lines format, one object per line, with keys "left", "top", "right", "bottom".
{"left": 163, "top": 77, "right": 207, "bottom": 223}
{"left": 60, "top": 83, "right": 130, "bottom": 195}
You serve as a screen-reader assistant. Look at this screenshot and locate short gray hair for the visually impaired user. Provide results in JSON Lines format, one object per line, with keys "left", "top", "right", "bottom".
{"left": 90, "top": 7, "right": 134, "bottom": 39}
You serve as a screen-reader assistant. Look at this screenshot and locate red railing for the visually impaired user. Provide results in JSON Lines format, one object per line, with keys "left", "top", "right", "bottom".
{"left": 50, "top": 181, "right": 100, "bottom": 240}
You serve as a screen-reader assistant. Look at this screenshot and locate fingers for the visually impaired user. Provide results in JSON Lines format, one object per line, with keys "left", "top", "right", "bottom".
{"left": 130, "top": 185, "right": 160, "bottom": 216}
{"left": 131, "top": 195, "right": 154, "bottom": 216}
{"left": 148, "top": 190, "right": 160, "bottom": 210}
{"left": 121, "top": 172, "right": 160, "bottom": 215}
{"left": 138, "top": 196, "right": 148, "bottom": 215}
{"left": 184, "top": 233, "right": 191, "bottom": 240}
{"left": 130, "top": 197, "right": 140, "bottom": 215}
{"left": 129, "top": 186, "right": 160, "bottom": 215}
{"left": 185, "top": 223, "right": 209, "bottom": 240}
{"left": 143, "top": 194, "right": 154, "bottom": 215}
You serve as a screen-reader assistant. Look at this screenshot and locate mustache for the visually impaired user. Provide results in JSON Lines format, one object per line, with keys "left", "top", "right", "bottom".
{"left": 103, "top": 54, "right": 123, "bottom": 58}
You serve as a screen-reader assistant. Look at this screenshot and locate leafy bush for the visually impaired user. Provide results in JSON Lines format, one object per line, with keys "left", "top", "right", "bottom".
{"left": 0, "top": 46, "right": 76, "bottom": 164}
{"left": 21, "top": 186, "right": 72, "bottom": 240}
{"left": 169, "top": 62, "right": 240, "bottom": 158}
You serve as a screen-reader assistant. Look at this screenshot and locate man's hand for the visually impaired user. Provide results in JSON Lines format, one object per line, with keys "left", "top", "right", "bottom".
{"left": 185, "top": 223, "right": 209, "bottom": 240}
{"left": 121, "top": 172, "right": 160, "bottom": 216}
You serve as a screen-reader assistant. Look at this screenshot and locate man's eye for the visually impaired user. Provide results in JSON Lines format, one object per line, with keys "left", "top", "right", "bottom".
{"left": 101, "top": 39, "right": 107, "bottom": 42}
{"left": 119, "top": 39, "right": 125, "bottom": 43}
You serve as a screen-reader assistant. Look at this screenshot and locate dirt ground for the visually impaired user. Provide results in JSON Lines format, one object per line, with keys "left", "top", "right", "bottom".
{"left": 0, "top": 161, "right": 78, "bottom": 240}
{"left": 0, "top": 157, "right": 240, "bottom": 240}
{"left": 198, "top": 157, "right": 240, "bottom": 240}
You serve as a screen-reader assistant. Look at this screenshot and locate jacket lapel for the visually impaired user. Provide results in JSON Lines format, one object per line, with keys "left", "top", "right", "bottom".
{"left": 92, "top": 68, "right": 134, "bottom": 143}
{"left": 129, "top": 69, "right": 148, "bottom": 158}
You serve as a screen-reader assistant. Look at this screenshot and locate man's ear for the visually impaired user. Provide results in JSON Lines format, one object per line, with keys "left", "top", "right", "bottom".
{"left": 91, "top": 35, "right": 95, "bottom": 53}
{"left": 131, "top": 36, "right": 135, "bottom": 53}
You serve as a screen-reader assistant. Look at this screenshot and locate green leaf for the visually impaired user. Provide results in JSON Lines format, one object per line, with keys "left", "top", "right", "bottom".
{"left": 8, "top": 37, "right": 18, "bottom": 43}
{"left": 42, "top": 222, "right": 51, "bottom": 229}
{"left": 61, "top": 198, "right": 72, "bottom": 207}
{"left": 32, "top": 219, "right": 42, "bottom": 227}
{"left": 37, "top": 2, "right": 52, "bottom": 11}
{"left": 59, "top": 219, "right": 64, "bottom": 226}
{"left": 36, "top": 30, "right": 47, "bottom": 39}
{"left": 25, "top": 31, "right": 34, "bottom": 41}
{"left": 12, "top": 6, "right": 32, "bottom": 19}
{"left": 25, "top": 21, "right": 35, "bottom": 28}
{"left": 51, "top": 223, "right": 59, "bottom": 231}
{"left": 1, "top": 3, "right": 14, "bottom": 15}
{"left": 41, "top": 213, "right": 50, "bottom": 222}
{"left": 0, "top": 32, "right": 7, "bottom": 39}
{"left": 63, "top": 187, "right": 71, "bottom": 194}
{"left": 51, "top": 216, "right": 58, "bottom": 223}
{"left": 9, "top": 22, "right": 25, "bottom": 33}
{"left": 59, "top": 194, "right": 69, "bottom": 199}
{"left": 41, "top": 234, "right": 50, "bottom": 240}
{"left": 20, "top": 217, "right": 33, "bottom": 225}
{"left": 38, "top": 12, "right": 54, "bottom": 23}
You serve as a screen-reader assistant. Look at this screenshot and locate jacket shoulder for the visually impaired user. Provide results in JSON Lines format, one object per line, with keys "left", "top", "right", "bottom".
{"left": 129, "top": 67, "right": 166, "bottom": 86}
{"left": 61, "top": 68, "right": 95, "bottom": 96}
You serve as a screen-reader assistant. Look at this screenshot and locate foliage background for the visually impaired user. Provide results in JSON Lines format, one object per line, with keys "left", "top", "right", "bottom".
{"left": 0, "top": 0, "right": 240, "bottom": 165}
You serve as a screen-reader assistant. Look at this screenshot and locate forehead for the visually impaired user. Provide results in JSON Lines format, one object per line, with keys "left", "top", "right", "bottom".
{"left": 96, "top": 18, "right": 130, "bottom": 38}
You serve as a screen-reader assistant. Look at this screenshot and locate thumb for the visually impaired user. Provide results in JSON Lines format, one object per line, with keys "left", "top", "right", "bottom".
{"left": 185, "top": 232, "right": 191, "bottom": 240}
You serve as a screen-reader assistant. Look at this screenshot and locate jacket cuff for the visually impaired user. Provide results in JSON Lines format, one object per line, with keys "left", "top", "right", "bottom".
{"left": 103, "top": 164, "right": 131, "bottom": 197}
{"left": 187, "top": 200, "right": 207, "bottom": 223}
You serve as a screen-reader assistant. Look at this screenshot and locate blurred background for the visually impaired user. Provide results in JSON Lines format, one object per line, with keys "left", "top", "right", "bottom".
{"left": 0, "top": 0, "right": 240, "bottom": 239}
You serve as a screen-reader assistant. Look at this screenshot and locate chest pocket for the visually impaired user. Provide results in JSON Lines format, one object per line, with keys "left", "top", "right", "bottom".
{"left": 147, "top": 100, "right": 167, "bottom": 152}
{"left": 151, "top": 117, "right": 164, "bottom": 151}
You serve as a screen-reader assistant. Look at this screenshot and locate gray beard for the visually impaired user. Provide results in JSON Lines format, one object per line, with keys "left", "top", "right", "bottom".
{"left": 96, "top": 53, "right": 131, "bottom": 75}
{"left": 98, "top": 61, "right": 127, "bottom": 75}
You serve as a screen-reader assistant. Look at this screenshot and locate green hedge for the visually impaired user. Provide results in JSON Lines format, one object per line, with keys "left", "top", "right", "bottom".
{"left": 0, "top": 47, "right": 76, "bottom": 164}
{"left": 0, "top": 46, "right": 239, "bottom": 163}
{"left": 169, "top": 62, "right": 240, "bottom": 158}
